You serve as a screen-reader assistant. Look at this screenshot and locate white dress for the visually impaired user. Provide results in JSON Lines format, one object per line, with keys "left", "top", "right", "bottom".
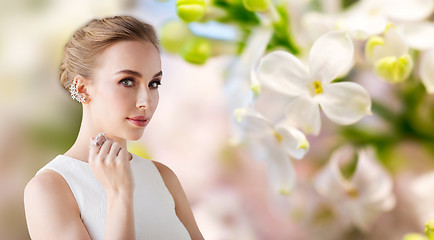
{"left": 35, "top": 154, "right": 191, "bottom": 240}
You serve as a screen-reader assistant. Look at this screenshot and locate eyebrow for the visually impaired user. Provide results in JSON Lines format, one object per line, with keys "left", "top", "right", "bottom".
{"left": 116, "top": 70, "right": 163, "bottom": 78}
{"left": 153, "top": 71, "right": 163, "bottom": 78}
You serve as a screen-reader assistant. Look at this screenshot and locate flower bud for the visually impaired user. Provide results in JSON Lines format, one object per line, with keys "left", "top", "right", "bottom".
{"left": 160, "top": 20, "right": 192, "bottom": 54}
{"left": 242, "top": 0, "right": 271, "bottom": 12}
{"left": 365, "top": 36, "right": 384, "bottom": 62}
{"left": 402, "top": 233, "right": 428, "bottom": 240}
{"left": 181, "top": 37, "right": 211, "bottom": 65}
{"left": 426, "top": 219, "right": 434, "bottom": 240}
{"left": 374, "top": 54, "right": 413, "bottom": 83}
{"left": 176, "top": 0, "right": 206, "bottom": 22}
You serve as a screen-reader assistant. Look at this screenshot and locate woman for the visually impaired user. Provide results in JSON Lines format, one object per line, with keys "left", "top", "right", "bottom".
{"left": 24, "top": 16, "right": 204, "bottom": 240}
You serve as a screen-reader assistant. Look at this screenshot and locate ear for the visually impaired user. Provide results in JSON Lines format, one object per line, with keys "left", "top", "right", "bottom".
{"left": 73, "top": 75, "right": 91, "bottom": 103}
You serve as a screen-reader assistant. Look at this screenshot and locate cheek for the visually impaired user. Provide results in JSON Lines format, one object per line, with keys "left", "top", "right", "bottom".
{"left": 152, "top": 92, "right": 160, "bottom": 109}
{"left": 112, "top": 91, "right": 135, "bottom": 112}
{"left": 96, "top": 88, "right": 132, "bottom": 115}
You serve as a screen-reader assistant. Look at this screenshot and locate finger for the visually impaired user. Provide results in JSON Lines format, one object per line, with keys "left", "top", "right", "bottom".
{"left": 98, "top": 139, "right": 113, "bottom": 158}
{"left": 118, "top": 147, "right": 129, "bottom": 161}
{"left": 107, "top": 142, "right": 121, "bottom": 159}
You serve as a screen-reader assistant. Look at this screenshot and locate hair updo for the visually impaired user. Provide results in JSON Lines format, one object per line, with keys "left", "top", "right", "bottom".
{"left": 59, "top": 15, "right": 159, "bottom": 90}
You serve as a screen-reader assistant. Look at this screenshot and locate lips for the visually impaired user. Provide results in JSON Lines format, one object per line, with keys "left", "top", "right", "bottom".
{"left": 127, "top": 116, "right": 149, "bottom": 127}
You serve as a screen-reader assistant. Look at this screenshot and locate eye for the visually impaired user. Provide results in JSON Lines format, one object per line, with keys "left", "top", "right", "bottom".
{"left": 119, "top": 78, "right": 135, "bottom": 87}
{"left": 149, "top": 80, "right": 161, "bottom": 89}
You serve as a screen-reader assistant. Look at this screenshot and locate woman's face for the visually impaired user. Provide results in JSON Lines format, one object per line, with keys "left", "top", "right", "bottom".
{"left": 86, "top": 40, "right": 162, "bottom": 141}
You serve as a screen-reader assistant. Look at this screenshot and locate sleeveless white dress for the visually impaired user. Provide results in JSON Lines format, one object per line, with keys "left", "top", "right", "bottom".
{"left": 35, "top": 154, "right": 191, "bottom": 240}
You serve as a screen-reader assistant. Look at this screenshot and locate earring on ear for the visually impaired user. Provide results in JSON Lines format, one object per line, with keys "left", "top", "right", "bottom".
{"left": 69, "top": 79, "right": 85, "bottom": 103}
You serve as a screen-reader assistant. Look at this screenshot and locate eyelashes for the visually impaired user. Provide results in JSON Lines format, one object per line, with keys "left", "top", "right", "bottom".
{"left": 120, "top": 78, "right": 135, "bottom": 87}
{"left": 119, "top": 78, "right": 162, "bottom": 89}
{"left": 149, "top": 80, "right": 161, "bottom": 89}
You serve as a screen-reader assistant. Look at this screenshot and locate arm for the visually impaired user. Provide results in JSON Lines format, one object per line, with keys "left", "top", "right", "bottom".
{"left": 24, "top": 170, "right": 92, "bottom": 240}
{"left": 24, "top": 139, "right": 136, "bottom": 240}
{"left": 153, "top": 162, "right": 204, "bottom": 240}
{"left": 89, "top": 139, "right": 136, "bottom": 240}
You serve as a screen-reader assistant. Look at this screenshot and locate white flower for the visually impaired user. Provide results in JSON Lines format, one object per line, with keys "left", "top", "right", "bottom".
{"left": 398, "top": 22, "right": 434, "bottom": 51}
{"left": 342, "top": 0, "right": 433, "bottom": 39}
{"left": 193, "top": 189, "right": 258, "bottom": 240}
{"left": 419, "top": 50, "right": 434, "bottom": 94}
{"left": 384, "top": 0, "right": 434, "bottom": 22}
{"left": 234, "top": 107, "right": 309, "bottom": 195}
{"left": 342, "top": 0, "right": 434, "bottom": 51}
{"left": 314, "top": 145, "right": 396, "bottom": 232}
{"left": 225, "top": 27, "right": 273, "bottom": 110}
{"left": 365, "top": 26, "right": 414, "bottom": 83}
{"left": 255, "top": 31, "right": 371, "bottom": 135}
{"left": 342, "top": 0, "right": 389, "bottom": 39}
{"left": 410, "top": 171, "right": 434, "bottom": 226}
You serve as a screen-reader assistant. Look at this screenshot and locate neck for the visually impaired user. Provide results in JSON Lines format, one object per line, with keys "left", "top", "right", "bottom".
{"left": 64, "top": 114, "right": 128, "bottom": 163}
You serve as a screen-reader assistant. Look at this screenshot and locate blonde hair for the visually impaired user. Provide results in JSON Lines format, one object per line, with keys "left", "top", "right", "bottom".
{"left": 59, "top": 16, "right": 159, "bottom": 90}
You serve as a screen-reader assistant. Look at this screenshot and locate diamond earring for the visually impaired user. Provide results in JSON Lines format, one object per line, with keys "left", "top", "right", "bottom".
{"left": 69, "top": 79, "right": 85, "bottom": 103}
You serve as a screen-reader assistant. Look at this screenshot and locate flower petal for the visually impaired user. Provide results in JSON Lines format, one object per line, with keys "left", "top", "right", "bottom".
{"left": 351, "top": 148, "right": 395, "bottom": 231}
{"left": 317, "top": 82, "right": 372, "bottom": 125}
{"left": 252, "top": 83, "right": 294, "bottom": 124}
{"left": 420, "top": 50, "right": 434, "bottom": 94}
{"left": 275, "top": 126, "right": 309, "bottom": 159}
{"left": 309, "top": 31, "right": 354, "bottom": 83}
{"left": 301, "top": 12, "right": 336, "bottom": 42}
{"left": 353, "top": 148, "right": 395, "bottom": 210}
{"left": 234, "top": 107, "right": 273, "bottom": 135}
{"left": 314, "top": 145, "right": 354, "bottom": 200}
{"left": 371, "top": 27, "right": 408, "bottom": 61}
{"left": 385, "top": 0, "right": 434, "bottom": 22}
{"left": 346, "top": 14, "right": 388, "bottom": 40}
{"left": 224, "top": 27, "right": 273, "bottom": 112}
{"left": 399, "top": 22, "right": 434, "bottom": 50}
{"left": 283, "top": 95, "right": 321, "bottom": 135}
{"left": 256, "top": 50, "right": 309, "bottom": 97}
{"left": 266, "top": 151, "right": 296, "bottom": 195}
{"left": 244, "top": 131, "right": 297, "bottom": 195}
{"left": 383, "top": 27, "right": 408, "bottom": 58}
{"left": 244, "top": 135, "right": 275, "bottom": 163}
{"left": 411, "top": 171, "right": 434, "bottom": 224}
{"left": 343, "top": 0, "right": 388, "bottom": 39}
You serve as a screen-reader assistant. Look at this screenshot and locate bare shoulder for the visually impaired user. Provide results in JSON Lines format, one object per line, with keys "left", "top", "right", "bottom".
{"left": 152, "top": 161, "right": 178, "bottom": 183}
{"left": 152, "top": 161, "right": 185, "bottom": 200}
{"left": 24, "top": 170, "right": 90, "bottom": 239}
{"left": 24, "top": 170, "right": 76, "bottom": 208}
{"left": 151, "top": 161, "right": 204, "bottom": 240}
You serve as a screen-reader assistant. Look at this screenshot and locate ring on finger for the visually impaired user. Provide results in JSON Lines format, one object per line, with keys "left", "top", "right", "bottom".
{"left": 92, "top": 132, "right": 107, "bottom": 148}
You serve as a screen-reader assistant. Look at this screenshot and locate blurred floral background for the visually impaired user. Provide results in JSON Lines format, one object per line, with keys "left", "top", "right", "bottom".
{"left": 1, "top": 0, "right": 434, "bottom": 239}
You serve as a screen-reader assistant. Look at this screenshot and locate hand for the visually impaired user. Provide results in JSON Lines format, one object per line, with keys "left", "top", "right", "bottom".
{"left": 89, "top": 134, "right": 135, "bottom": 198}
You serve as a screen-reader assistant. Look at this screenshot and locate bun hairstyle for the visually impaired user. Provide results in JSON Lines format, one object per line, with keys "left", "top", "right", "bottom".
{"left": 59, "top": 16, "right": 159, "bottom": 90}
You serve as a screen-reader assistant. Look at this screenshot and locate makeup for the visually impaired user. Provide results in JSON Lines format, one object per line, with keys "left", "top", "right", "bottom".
{"left": 127, "top": 116, "right": 149, "bottom": 127}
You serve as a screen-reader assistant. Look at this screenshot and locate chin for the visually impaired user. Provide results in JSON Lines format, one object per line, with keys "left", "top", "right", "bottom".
{"left": 125, "top": 130, "right": 145, "bottom": 141}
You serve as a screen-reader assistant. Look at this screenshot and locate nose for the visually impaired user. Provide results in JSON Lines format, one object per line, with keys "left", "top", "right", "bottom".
{"left": 136, "top": 87, "right": 151, "bottom": 109}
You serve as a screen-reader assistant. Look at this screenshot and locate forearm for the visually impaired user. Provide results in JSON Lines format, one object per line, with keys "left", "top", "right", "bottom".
{"left": 105, "top": 193, "right": 135, "bottom": 240}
